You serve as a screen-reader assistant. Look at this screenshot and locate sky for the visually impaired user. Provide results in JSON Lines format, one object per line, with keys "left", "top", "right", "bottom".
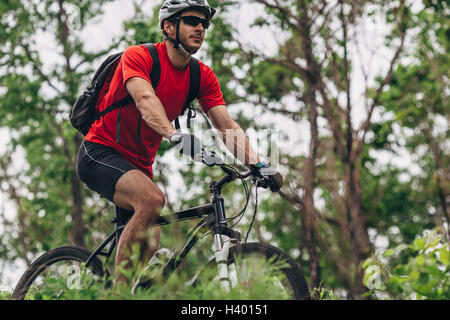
{"left": 0, "top": 0, "right": 431, "bottom": 291}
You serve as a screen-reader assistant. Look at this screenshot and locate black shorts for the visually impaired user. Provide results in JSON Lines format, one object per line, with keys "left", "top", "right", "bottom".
{"left": 76, "top": 140, "right": 137, "bottom": 202}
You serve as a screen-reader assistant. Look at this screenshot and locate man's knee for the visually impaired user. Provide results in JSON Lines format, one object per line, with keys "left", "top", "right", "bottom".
{"left": 144, "top": 189, "right": 166, "bottom": 209}
{"left": 135, "top": 186, "right": 166, "bottom": 212}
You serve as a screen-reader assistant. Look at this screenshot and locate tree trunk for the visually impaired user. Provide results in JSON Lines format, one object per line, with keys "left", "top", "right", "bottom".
{"left": 344, "top": 161, "right": 371, "bottom": 298}
{"left": 301, "top": 86, "right": 321, "bottom": 289}
{"left": 70, "top": 134, "right": 85, "bottom": 247}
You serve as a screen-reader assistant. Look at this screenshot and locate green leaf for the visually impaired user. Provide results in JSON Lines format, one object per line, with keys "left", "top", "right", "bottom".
{"left": 413, "top": 238, "right": 425, "bottom": 250}
{"left": 385, "top": 248, "right": 396, "bottom": 257}
{"left": 439, "top": 246, "right": 450, "bottom": 266}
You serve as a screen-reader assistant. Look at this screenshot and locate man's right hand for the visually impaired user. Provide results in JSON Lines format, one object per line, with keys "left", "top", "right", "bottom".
{"left": 169, "top": 132, "right": 201, "bottom": 159}
{"left": 169, "top": 131, "right": 183, "bottom": 147}
{"left": 250, "top": 164, "right": 283, "bottom": 192}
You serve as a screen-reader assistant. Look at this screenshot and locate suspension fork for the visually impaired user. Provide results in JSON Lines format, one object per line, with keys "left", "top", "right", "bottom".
{"left": 213, "top": 229, "right": 243, "bottom": 287}
{"left": 213, "top": 227, "right": 243, "bottom": 290}
{"left": 210, "top": 181, "right": 242, "bottom": 290}
{"left": 210, "top": 188, "right": 228, "bottom": 289}
{"left": 213, "top": 232, "right": 231, "bottom": 290}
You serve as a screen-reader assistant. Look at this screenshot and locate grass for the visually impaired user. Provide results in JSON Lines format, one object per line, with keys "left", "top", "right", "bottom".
{"left": 5, "top": 249, "right": 307, "bottom": 300}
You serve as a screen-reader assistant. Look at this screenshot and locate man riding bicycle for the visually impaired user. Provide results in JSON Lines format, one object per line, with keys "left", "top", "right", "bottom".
{"left": 76, "top": 0, "right": 281, "bottom": 287}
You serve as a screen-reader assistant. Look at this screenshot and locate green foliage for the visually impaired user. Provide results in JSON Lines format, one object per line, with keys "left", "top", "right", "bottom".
{"left": 1, "top": 0, "right": 448, "bottom": 300}
{"left": 245, "top": 61, "right": 297, "bottom": 101}
{"left": 361, "top": 162, "right": 437, "bottom": 245}
{"left": 122, "top": 3, "right": 162, "bottom": 45}
{"left": 363, "top": 229, "right": 450, "bottom": 299}
{"left": 0, "top": 290, "right": 11, "bottom": 300}
{"left": 0, "top": 0, "right": 124, "bottom": 264}
{"left": 17, "top": 243, "right": 300, "bottom": 300}
{"left": 309, "top": 282, "right": 338, "bottom": 300}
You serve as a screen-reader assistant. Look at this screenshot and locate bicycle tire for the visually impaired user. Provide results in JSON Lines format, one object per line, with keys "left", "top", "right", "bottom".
{"left": 11, "top": 246, "right": 104, "bottom": 300}
{"left": 195, "top": 242, "right": 310, "bottom": 300}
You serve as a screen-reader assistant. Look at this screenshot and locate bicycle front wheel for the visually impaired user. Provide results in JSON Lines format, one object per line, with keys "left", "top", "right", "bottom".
{"left": 195, "top": 242, "right": 310, "bottom": 300}
{"left": 11, "top": 246, "right": 104, "bottom": 300}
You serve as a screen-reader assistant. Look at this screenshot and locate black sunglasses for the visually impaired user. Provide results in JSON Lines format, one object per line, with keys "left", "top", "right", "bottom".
{"left": 178, "top": 16, "right": 210, "bottom": 29}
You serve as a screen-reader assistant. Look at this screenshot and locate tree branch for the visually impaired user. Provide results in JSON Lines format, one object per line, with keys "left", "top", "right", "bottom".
{"left": 21, "top": 44, "right": 61, "bottom": 94}
{"left": 252, "top": 0, "right": 302, "bottom": 31}
{"left": 56, "top": 0, "right": 73, "bottom": 73}
{"left": 353, "top": 17, "right": 407, "bottom": 161}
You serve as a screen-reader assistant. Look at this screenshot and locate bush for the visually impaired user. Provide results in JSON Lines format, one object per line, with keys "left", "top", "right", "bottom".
{"left": 363, "top": 229, "right": 449, "bottom": 300}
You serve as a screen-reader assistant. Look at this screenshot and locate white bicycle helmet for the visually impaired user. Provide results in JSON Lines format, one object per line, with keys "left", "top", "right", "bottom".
{"left": 159, "top": 0, "right": 216, "bottom": 29}
{"left": 159, "top": 0, "right": 216, "bottom": 58}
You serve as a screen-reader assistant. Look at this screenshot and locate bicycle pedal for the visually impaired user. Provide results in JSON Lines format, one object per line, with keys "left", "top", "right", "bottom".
{"left": 149, "top": 248, "right": 173, "bottom": 266}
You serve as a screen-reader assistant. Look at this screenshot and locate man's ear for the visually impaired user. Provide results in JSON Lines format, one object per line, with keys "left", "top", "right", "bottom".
{"left": 163, "top": 20, "right": 176, "bottom": 37}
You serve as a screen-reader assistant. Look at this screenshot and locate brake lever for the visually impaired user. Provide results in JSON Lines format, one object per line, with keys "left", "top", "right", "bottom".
{"left": 258, "top": 179, "right": 269, "bottom": 188}
{"left": 252, "top": 176, "right": 269, "bottom": 189}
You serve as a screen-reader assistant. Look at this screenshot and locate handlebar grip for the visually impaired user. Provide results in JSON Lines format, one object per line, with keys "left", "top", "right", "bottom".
{"left": 268, "top": 172, "right": 283, "bottom": 192}
{"left": 251, "top": 165, "right": 283, "bottom": 192}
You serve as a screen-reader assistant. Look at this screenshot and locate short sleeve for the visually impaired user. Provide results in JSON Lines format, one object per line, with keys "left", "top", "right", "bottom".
{"left": 197, "top": 63, "right": 226, "bottom": 113}
{"left": 121, "top": 45, "right": 153, "bottom": 86}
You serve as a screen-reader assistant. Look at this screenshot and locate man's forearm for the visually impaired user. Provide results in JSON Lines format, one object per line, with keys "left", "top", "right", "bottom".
{"left": 135, "top": 95, "right": 175, "bottom": 140}
{"left": 220, "top": 124, "right": 260, "bottom": 167}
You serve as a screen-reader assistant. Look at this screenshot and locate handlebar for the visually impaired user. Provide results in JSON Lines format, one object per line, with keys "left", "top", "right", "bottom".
{"left": 170, "top": 133, "right": 282, "bottom": 191}
{"left": 196, "top": 148, "right": 283, "bottom": 192}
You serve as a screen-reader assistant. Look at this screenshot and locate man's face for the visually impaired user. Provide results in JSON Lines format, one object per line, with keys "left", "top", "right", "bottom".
{"left": 166, "top": 10, "right": 207, "bottom": 54}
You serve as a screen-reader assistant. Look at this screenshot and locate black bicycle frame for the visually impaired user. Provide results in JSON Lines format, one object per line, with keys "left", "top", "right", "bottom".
{"left": 84, "top": 177, "right": 242, "bottom": 279}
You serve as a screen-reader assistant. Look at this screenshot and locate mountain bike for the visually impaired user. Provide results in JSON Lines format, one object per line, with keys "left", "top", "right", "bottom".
{"left": 11, "top": 147, "right": 310, "bottom": 300}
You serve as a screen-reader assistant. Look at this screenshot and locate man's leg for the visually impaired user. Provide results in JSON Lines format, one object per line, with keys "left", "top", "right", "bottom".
{"left": 111, "top": 169, "right": 165, "bottom": 286}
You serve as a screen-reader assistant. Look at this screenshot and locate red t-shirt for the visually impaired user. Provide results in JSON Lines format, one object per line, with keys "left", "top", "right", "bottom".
{"left": 85, "top": 42, "right": 226, "bottom": 179}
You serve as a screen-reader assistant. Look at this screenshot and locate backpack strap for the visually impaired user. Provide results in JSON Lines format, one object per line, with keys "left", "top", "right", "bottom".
{"left": 174, "top": 57, "right": 200, "bottom": 130}
{"left": 96, "top": 95, "right": 132, "bottom": 121}
{"left": 134, "top": 43, "right": 161, "bottom": 143}
{"left": 145, "top": 43, "right": 161, "bottom": 88}
{"left": 116, "top": 104, "right": 124, "bottom": 143}
{"left": 90, "top": 43, "right": 162, "bottom": 144}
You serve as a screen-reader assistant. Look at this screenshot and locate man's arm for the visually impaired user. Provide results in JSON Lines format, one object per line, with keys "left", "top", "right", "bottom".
{"left": 125, "top": 76, "right": 176, "bottom": 140}
{"left": 206, "top": 105, "right": 260, "bottom": 167}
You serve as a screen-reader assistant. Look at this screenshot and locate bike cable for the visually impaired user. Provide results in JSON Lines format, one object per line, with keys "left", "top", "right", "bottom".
{"left": 225, "top": 164, "right": 251, "bottom": 228}
{"left": 199, "top": 164, "right": 251, "bottom": 240}
{"left": 244, "top": 185, "right": 258, "bottom": 243}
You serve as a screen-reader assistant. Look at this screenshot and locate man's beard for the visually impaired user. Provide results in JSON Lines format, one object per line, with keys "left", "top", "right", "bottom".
{"left": 180, "top": 33, "right": 202, "bottom": 54}
{"left": 184, "top": 44, "right": 200, "bottom": 54}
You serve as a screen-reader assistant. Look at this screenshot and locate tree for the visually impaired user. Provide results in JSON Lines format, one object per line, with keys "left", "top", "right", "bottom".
{"left": 204, "top": 0, "right": 419, "bottom": 298}
{"left": 0, "top": 0, "right": 162, "bottom": 265}
{"left": 376, "top": 0, "right": 449, "bottom": 239}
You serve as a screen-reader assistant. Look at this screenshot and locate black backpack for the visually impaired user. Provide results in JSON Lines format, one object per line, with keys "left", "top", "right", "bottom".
{"left": 69, "top": 43, "right": 200, "bottom": 143}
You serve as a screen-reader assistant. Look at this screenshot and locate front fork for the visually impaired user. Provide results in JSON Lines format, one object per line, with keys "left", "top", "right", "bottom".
{"left": 214, "top": 233, "right": 239, "bottom": 290}
{"left": 211, "top": 190, "right": 240, "bottom": 290}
